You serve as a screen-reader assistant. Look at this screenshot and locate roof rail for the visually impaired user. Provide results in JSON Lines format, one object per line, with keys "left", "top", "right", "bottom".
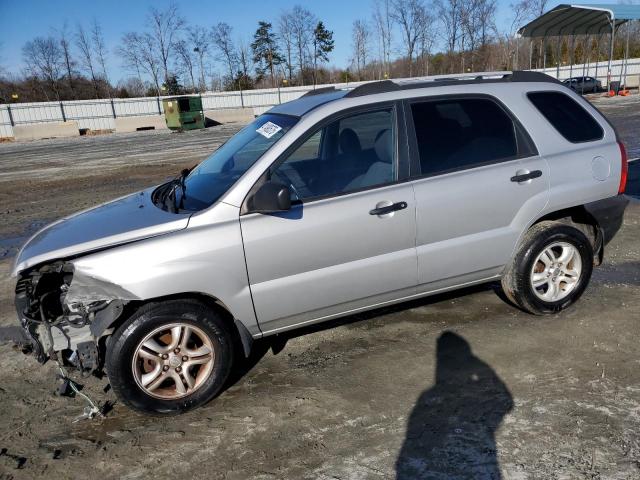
{"left": 344, "top": 70, "right": 561, "bottom": 98}
{"left": 302, "top": 86, "right": 337, "bottom": 97}
{"left": 343, "top": 80, "right": 400, "bottom": 98}
{"left": 508, "top": 70, "right": 562, "bottom": 84}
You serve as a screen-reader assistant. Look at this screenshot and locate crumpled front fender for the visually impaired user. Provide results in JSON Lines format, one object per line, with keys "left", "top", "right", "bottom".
{"left": 65, "top": 266, "right": 140, "bottom": 306}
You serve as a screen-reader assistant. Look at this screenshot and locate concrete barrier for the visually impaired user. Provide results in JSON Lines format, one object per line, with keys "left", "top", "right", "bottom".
{"left": 623, "top": 74, "right": 640, "bottom": 88}
{"left": 13, "top": 121, "right": 79, "bottom": 141}
{"left": 204, "top": 108, "right": 255, "bottom": 124}
{"left": 114, "top": 115, "right": 168, "bottom": 133}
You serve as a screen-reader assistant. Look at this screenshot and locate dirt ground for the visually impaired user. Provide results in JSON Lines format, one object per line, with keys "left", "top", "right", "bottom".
{"left": 0, "top": 96, "right": 639, "bottom": 479}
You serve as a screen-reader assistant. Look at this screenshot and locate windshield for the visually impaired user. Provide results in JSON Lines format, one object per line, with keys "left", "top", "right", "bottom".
{"left": 171, "top": 113, "right": 297, "bottom": 211}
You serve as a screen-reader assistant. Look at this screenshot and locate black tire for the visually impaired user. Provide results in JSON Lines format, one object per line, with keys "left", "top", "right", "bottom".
{"left": 501, "top": 221, "right": 594, "bottom": 315}
{"left": 106, "top": 299, "right": 234, "bottom": 415}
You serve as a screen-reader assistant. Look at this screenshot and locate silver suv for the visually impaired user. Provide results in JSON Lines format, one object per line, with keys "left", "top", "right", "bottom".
{"left": 12, "top": 71, "right": 629, "bottom": 414}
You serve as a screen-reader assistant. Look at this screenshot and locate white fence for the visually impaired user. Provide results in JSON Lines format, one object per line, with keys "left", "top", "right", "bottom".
{"left": 1, "top": 58, "right": 638, "bottom": 139}
{"left": 0, "top": 81, "right": 369, "bottom": 139}
{"left": 535, "top": 57, "right": 640, "bottom": 83}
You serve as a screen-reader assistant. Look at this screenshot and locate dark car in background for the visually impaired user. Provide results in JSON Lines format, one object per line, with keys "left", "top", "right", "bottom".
{"left": 563, "top": 76, "right": 602, "bottom": 94}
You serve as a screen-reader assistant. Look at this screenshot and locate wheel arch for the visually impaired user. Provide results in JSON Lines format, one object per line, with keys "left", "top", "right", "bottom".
{"left": 529, "top": 205, "right": 603, "bottom": 265}
{"left": 501, "top": 219, "right": 596, "bottom": 315}
{"left": 504, "top": 204, "right": 603, "bottom": 278}
{"left": 99, "top": 292, "right": 255, "bottom": 362}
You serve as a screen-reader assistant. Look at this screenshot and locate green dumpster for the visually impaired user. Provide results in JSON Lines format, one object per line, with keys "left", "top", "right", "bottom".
{"left": 162, "top": 96, "right": 205, "bottom": 131}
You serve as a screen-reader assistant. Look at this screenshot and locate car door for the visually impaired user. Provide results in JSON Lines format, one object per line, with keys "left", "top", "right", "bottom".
{"left": 404, "top": 95, "right": 550, "bottom": 293}
{"left": 240, "top": 104, "right": 418, "bottom": 334}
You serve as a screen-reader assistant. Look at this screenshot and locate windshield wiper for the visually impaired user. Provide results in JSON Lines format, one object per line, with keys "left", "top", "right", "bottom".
{"left": 155, "top": 166, "right": 195, "bottom": 213}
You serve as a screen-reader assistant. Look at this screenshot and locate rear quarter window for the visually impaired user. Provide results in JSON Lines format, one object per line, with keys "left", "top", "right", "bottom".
{"left": 527, "top": 91, "right": 604, "bottom": 143}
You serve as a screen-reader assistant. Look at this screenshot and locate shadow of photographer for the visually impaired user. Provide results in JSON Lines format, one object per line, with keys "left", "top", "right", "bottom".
{"left": 396, "top": 331, "right": 513, "bottom": 479}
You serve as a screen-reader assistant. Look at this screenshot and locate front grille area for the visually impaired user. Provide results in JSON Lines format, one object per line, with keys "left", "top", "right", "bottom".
{"left": 15, "top": 278, "right": 31, "bottom": 295}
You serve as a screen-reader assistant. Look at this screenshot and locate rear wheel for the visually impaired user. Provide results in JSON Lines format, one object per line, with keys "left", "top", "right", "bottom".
{"left": 501, "top": 221, "right": 594, "bottom": 314}
{"left": 106, "top": 299, "right": 234, "bottom": 415}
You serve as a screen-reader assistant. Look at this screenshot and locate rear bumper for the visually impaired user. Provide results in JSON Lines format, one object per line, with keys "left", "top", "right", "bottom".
{"left": 584, "top": 195, "right": 629, "bottom": 245}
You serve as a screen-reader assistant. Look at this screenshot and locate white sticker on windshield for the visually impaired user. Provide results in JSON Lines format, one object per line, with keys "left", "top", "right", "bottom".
{"left": 256, "top": 121, "right": 282, "bottom": 139}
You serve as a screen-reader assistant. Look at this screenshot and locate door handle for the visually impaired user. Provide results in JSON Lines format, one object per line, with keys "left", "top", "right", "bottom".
{"left": 369, "top": 201, "right": 408, "bottom": 216}
{"left": 510, "top": 170, "right": 542, "bottom": 183}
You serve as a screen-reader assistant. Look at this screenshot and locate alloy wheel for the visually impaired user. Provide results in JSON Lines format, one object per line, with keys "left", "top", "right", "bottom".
{"left": 132, "top": 323, "right": 215, "bottom": 400}
{"left": 530, "top": 241, "right": 583, "bottom": 302}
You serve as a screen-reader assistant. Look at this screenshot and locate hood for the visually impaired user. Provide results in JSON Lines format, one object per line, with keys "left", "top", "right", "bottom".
{"left": 12, "top": 187, "right": 191, "bottom": 276}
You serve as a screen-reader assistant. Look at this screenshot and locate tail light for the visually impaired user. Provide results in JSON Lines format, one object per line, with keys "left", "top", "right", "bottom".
{"left": 618, "top": 141, "right": 628, "bottom": 195}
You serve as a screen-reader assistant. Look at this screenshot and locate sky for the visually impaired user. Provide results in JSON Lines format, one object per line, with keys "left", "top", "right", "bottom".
{"left": 0, "top": 0, "right": 609, "bottom": 83}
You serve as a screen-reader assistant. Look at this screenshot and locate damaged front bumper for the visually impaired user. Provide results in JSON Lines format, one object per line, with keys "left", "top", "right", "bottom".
{"left": 14, "top": 261, "right": 133, "bottom": 371}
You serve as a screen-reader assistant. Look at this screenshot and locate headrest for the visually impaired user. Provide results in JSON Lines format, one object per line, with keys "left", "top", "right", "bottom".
{"left": 374, "top": 129, "right": 393, "bottom": 164}
{"left": 339, "top": 128, "right": 362, "bottom": 154}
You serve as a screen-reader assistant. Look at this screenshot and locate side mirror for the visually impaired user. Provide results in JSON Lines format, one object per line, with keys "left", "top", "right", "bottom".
{"left": 248, "top": 181, "right": 291, "bottom": 213}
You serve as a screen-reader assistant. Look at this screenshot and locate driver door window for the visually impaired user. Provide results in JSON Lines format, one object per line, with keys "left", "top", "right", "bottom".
{"left": 272, "top": 108, "right": 396, "bottom": 201}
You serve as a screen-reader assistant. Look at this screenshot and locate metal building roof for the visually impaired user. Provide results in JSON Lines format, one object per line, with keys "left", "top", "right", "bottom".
{"left": 518, "top": 4, "right": 640, "bottom": 38}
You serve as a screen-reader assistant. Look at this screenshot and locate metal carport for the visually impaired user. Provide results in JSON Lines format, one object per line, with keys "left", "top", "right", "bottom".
{"left": 518, "top": 4, "right": 640, "bottom": 89}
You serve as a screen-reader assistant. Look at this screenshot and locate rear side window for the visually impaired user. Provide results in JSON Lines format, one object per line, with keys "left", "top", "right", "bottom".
{"left": 410, "top": 98, "right": 519, "bottom": 177}
{"left": 527, "top": 91, "right": 603, "bottom": 143}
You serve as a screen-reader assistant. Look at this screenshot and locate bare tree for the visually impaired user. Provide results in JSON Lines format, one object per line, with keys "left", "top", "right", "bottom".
{"left": 418, "top": 11, "right": 436, "bottom": 76}
{"left": 91, "top": 19, "right": 110, "bottom": 93}
{"left": 118, "top": 32, "right": 162, "bottom": 95}
{"left": 278, "top": 12, "right": 296, "bottom": 82}
{"left": 391, "top": 0, "right": 428, "bottom": 76}
{"left": 139, "top": 33, "right": 163, "bottom": 95}
{"left": 117, "top": 77, "right": 147, "bottom": 97}
{"left": 498, "top": 0, "right": 534, "bottom": 70}
{"left": 212, "top": 22, "right": 238, "bottom": 88}
{"left": 237, "top": 37, "right": 252, "bottom": 80}
{"left": 478, "top": 0, "right": 497, "bottom": 47}
{"left": 148, "top": 2, "right": 185, "bottom": 83}
{"left": 118, "top": 32, "right": 145, "bottom": 83}
{"left": 372, "top": 0, "right": 393, "bottom": 78}
{"left": 22, "top": 36, "right": 64, "bottom": 100}
{"left": 473, "top": 0, "right": 497, "bottom": 70}
{"left": 175, "top": 40, "right": 196, "bottom": 92}
{"left": 436, "top": 0, "right": 463, "bottom": 72}
{"left": 56, "top": 22, "right": 76, "bottom": 97}
{"left": 529, "top": 0, "right": 549, "bottom": 18}
{"left": 520, "top": 0, "right": 548, "bottom": 68}
{"left": 352, "top": 20, "right": 370, "bottom": 80}
{"left": 0, "top": 42, "right": 5, "bottom": 77}
{"left": 75, "top": 24, "right": 100, "bottom": 96}
{"left": 189, "top": 26, "right": 209, "bottom": 92}
{"left": 460, "top": 0, "right": 489, "bottom": 71}
{"left": 290, "top": 5, "right": 316, "bottom": 84}
{"left": 208, "top": 69, "right": 224, "bottom": 92}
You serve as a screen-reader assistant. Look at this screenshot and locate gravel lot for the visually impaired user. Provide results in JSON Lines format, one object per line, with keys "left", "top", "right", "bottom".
{"left": 0, "top": 97, "right": 639, "bottom": 479}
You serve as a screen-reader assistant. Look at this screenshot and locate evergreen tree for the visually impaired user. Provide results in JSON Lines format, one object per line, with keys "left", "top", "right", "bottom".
{"left": 164, "top": 74, "right": 184, "bottom": 95}
{"left": 251, "top": 21, "right": 283, "bottom": 87}
{"left": 312, "top": 21, "right": 334, "bottom": 86}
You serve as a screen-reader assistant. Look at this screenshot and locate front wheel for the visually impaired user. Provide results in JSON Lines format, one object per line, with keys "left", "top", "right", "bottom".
{"left": 105, "top": 299, "right": 234, "bottom": 415}
{"left": 501, "top": 221, "right": 594, "bottom": 315}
